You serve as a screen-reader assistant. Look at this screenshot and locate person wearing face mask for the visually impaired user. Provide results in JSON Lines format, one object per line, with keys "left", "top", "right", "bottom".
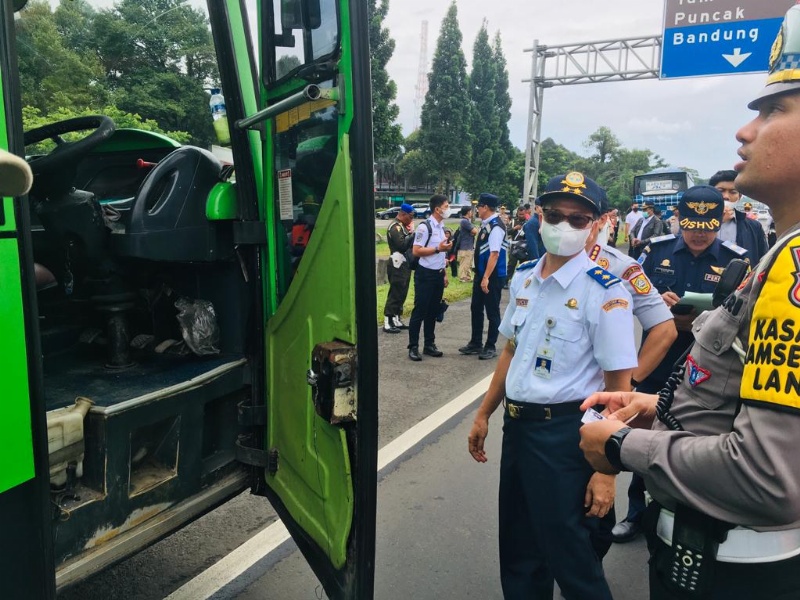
{"left": 407, "top": 194, "right": 452, "bottom": 361}
{"left": 458, "top": 192, "right": 509, "bottom": 360}
{"left": 467, "top": 172, "right": 637, "bottom": 599}
{"left": 629, "top": 201, "right": 664, "bottom": 260}
{"left": 710, "top": 169, "right": 768, "bottom": 265}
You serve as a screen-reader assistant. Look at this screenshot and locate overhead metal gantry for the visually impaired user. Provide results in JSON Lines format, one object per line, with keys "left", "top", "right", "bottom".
{"left": 523, "top": 36, "right": 662, "bottom": 202}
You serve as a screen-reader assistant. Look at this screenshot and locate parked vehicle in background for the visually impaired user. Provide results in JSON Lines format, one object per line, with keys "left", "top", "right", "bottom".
{"left": 632, "top": 167, "right": 695, "bottom": 212}
{"left": 377, "top": 206, "right": 402, "bottom": 219}
{"left": 412, "top": 203, "right": 431, "bottom": 218}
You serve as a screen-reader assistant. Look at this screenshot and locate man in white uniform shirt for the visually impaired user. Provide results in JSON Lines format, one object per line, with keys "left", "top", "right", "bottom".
{"left": 468, "top": 172, "right": 637, "bottom": 599}
{"left": 407, "top": 194, "right": 452, "bottom": 361}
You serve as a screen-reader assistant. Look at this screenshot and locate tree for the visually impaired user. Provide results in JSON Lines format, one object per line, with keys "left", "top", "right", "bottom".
{"left": 368, "top": 0, "right": 403, "bottom": 160}
{"left": 93, "top": 0, "right": 218, "bottom": 146}
{"left": 584, "top": 126, "right": 621, "bottom": 164}
{"left": 418, "top": 1, "right": 471, "bottom": 192}
{"left": 463, "top": 22, "right": 498, "bottom": 197}
{"left": 15, "top": 1, "right": 107, "bottom": 114}
{"left": 489, "top": 31, "right": 513, "bottom": 191}
{"left": 537, "top": 137, "right": 583, "bottom": 191}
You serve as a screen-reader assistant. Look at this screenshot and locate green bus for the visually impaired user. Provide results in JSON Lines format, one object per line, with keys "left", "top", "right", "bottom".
{"left": 0, "top": 0, "right": 377, "bottom": 597}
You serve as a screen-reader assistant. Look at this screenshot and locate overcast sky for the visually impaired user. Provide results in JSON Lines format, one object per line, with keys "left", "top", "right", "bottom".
{"left": 384, "top": 0, "right": 784, "bottom": 179}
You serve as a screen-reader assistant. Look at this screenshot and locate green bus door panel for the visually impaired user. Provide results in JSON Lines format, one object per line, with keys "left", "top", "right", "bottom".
{"left": 0, "top": 235, "right": 35, "bottom": 493}
{"left": 265, "top": 137, "right": 356, "bottom": 569}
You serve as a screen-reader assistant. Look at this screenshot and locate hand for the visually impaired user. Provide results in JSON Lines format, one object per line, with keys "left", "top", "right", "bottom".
{"left": 439, "top": 240, "right": 453, "bottom": 253}
{"left": 584, "top": 472, "right": 616, "bottom": 517}
{"left": 468, "top": 417, "right": 489, "bottom": 463}
{"left": 631, "top": 238, "right": 640, "bottom": 247}
{"left": 481, "top": 277, "right": 489, "bottom": 293}
{"left": 661, "top": 291, "right": 681, "bottom": 307}
{"left": 580, "top": 391, "right": 658, "bottom": 426}
{"left": 673, "top": 309, "right": 697, "bottom": 332}
{"left": 579, "top": 420, "right": 627, "bottom": 474}
{"left": 444, "top": 274, "right": 449, "bottom": 288}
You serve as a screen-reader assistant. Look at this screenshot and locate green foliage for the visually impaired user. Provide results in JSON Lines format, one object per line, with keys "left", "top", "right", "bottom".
{"left": 368, "top": 0, "right": 403, "bottom": 160}
{"left": 489, "top": 32, "right": 513, "bottom": 184}
{"left": 16, "top": 0, "right": 216, "bottom": 147}
{"left": 419, "top": 2, "right": 471, "bottom": 191}
{"left": 463, "top": 23, "right": 498, "bottom": 197}
{"left": 536, "top": 128, "right": 672, "bottom": 210}
{"left": 22, "top": 105, "right": 190, "bottom": 155}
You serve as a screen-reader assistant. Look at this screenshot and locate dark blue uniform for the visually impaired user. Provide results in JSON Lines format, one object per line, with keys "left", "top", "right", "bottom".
{"left": 638, "top": 233, "right": 747, "bottom": 391}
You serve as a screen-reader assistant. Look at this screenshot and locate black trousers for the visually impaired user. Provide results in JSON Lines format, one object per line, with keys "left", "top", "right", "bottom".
{"left": 499, "top": 410, "right": 614, "bottom": 600}
{"left": 643, "top": 503, "right": 800, "bottom": 599}
{"left": 407, "top": 266, "right": 445, "bottom": 349}
{"left": 469, "top": 274, "right": 504, "bottom": 349}
{"left": 384, "top": 262, "right": 411, "bottom": 317}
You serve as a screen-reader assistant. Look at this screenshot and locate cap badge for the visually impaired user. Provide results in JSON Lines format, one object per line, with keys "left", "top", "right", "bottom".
{"left": 566, "top": 298, "right": 578, "bottom": 309}
{"left": 769, "top": 26, "right": 785, "bottom": 73}
{"left": 561, "top": 171, "right": 587, "bottom": 194}
{"left": 686, "top": 201, "right": 718, "bottom": 215}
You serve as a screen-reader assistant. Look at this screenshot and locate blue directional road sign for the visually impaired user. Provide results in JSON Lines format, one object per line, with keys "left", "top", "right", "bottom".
{"left": 661, "top": 0, "right": 793, "bottom": 79}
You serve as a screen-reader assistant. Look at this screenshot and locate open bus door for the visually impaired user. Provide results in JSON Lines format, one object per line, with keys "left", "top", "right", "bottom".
{"left": 204, "top": 0, "right": 380, "bottom": 596}
{"left": 238, "top": 0, "right": 379, "bottom": 596}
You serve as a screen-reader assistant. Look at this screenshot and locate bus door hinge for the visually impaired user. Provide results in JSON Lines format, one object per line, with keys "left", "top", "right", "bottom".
{"left": 307, "top": 341, "right": 357, "bottom": 425}
{"left": 236, "top": 434, "right": 279, "bottom": 475}
{"left": 233, "top": 221, "right": 267, "bottom": 246}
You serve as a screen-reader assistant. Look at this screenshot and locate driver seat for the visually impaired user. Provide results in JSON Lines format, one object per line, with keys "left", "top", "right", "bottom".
{"left": 112, "top": 146, "right": 232, "bottom": 262}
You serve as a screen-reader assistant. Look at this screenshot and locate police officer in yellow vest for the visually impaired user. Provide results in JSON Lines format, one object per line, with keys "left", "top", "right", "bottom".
{"left": 579, "top": 5, "right": 800, "bottom": 597}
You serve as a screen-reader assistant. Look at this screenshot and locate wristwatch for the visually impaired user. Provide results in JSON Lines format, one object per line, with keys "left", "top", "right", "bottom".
{"left": 604, "top": 426, "right": 633, "bottom": 471}
{"left": 433, "top": 247, "right": 440, "bottom": 254}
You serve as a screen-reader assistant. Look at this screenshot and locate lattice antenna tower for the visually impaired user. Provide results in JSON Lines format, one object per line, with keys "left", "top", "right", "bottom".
{"left": 413, "top": 20, "right": 429, "bottom": 131}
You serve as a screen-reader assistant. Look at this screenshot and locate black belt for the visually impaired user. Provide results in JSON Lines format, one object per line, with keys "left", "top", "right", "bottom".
{"left": 504, "top": 398, "right": 583, "bottom": 420}
{"left": 418, "top": 265, "right": 445, "bottom": 273}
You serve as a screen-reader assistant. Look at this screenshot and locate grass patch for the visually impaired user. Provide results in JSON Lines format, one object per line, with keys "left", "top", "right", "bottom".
{"left": 376, "top": 273, "right": 474, "bottom": 324}
{"left": 376, "top": 241, "right": 389, "bottom": 257}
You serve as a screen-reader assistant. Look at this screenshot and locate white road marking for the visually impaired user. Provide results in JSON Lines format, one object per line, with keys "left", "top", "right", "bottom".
{"left": 164, "top": 373, "right": 492, "bottom": 600}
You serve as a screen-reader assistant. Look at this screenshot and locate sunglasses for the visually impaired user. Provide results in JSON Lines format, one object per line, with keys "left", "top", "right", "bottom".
{"left": 542, "top": 209, "right": 594, "bottom": 229}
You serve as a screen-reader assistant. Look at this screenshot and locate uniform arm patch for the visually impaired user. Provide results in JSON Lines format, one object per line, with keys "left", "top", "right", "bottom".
{"left": 741, "top": 239, "right": 800, "bottom": 412}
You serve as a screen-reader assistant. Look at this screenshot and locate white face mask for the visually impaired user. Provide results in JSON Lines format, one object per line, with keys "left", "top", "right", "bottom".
{"left": 541, "top": 220, "right": 593, "bottom": 256}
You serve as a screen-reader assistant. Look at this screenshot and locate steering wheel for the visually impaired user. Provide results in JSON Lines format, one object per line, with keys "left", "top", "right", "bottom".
{"left": 24, "top": 115, "right": 116, "bottom": 196}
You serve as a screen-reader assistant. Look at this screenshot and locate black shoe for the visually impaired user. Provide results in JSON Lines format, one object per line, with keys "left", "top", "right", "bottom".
{"left": 459, "top": 344, "right": 482, "bottom": 355}
{"left": 422, "top": 344, "right": 443, "bottom": 357}
{"left": 408, "top": 347, "right": 422, "bottom": 361}
{"left": 478, "top": 346, "right": 497, "bottom": 360}
{"left": 383, "top": 317, "right": 400, "bottom": 333}
{"left": 610, "top": 518, "right": 641, "bottom": 543}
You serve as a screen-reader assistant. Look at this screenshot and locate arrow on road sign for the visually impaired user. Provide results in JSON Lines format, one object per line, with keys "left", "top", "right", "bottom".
{"left": 722, "top": 48, "right": 752, "bottom": 68}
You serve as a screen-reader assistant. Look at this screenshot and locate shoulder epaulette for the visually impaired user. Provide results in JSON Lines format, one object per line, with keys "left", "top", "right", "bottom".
{"left": 649, "top": 234, "right": 676, "bottom": 245}
{"left": 516, "top": 259, "right": 539, "bottom": 272}
{"left": 722, "top": 240, "right": 748, "bottom": 256}
{"left": 586, "top": 266, "right": 622, "bottom": 288}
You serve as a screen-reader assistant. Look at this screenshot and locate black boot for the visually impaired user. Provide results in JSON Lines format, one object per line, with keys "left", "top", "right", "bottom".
{"left": 423, "top": 344, "right": 443, "bottom": 357}
{"left": 408, "top": 346, "right": 422, "bottom": 361}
